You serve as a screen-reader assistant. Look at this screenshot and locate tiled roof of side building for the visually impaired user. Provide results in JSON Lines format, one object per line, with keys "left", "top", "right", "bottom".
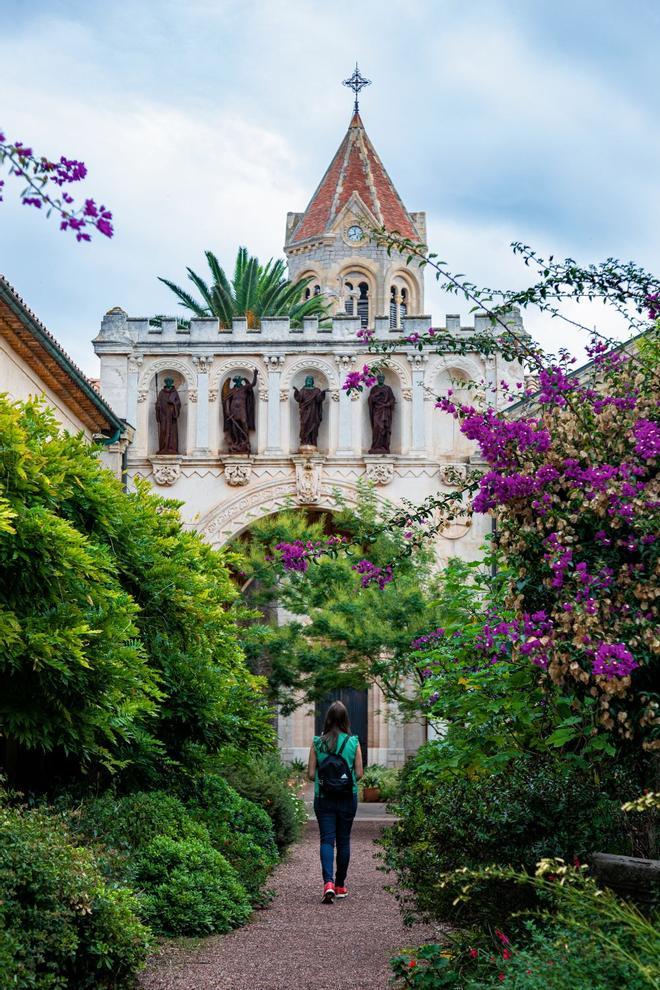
{"left": 0, "top": 275, "right": 125, "bottom": 436}
{"left": 290, "top": 112, "right": 419, "bottom": 244}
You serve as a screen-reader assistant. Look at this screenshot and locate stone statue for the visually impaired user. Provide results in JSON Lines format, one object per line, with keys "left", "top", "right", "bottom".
{"left": 294, "top": 375, "right": 326, "bottom": 447}
{"left": 155, "top": 376, "right": 181, "bottom": 454}
{"left": 222, "top": 369, "right": 257, "bottom": 453}
{"left": 368, "top": 374, "right": 396, "bottom": 454}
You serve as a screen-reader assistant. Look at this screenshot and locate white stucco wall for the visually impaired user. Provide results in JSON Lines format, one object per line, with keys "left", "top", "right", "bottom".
{"left": 0, "top": 336, "right": 91, "bottom": 437}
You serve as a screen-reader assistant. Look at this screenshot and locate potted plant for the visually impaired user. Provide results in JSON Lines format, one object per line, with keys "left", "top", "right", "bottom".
{"left": 360, "top": 764, "right": 386, "bottom": 802}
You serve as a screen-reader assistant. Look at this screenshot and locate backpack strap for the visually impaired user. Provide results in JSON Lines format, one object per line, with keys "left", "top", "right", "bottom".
{"left": 335, "top": 734, "right": 349, "bottom": 758}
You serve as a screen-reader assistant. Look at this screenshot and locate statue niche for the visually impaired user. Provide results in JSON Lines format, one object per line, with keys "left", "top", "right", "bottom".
{"left": 368, "top": 374, "right": 396, "bottom": 454}
{"left": 222, "top": 370, "right": 257, "bottom": 453}
{"left": 155, "top": 376, "right": 182, "bottom": 454}
{"left": 294, "top": 375, "right": 326, "bottom": 448}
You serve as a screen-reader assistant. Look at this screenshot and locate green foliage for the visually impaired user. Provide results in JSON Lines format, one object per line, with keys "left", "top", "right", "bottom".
{"left": 0, "top": 802, "right": 149, "bottom": 989}
{"left": 413, "top": 553, "right": 556, "bottom": 777}
{"left": 392, "top": 861, "right": 659, "bottom": 989}
{"left": 134, "top": 834, "right": 251, "bottom": 936}
{"left": 186, "top": 772, "right": 278, "bottom": 904}
{"left": 241, "top": 489, "right": 443, "bottom": 708}
{"left": 213, "top": 747, "right": 306, "bottom": 851}
{"left": 75, "top": 781, "right": 278, "bottom": 923}
{"left": 380, "top": 747, "right": 636, "bottom": 927}
{"left": 0, "top": 395, "right": 273, "bottom": 787}
{"left": 158, "top": 247, "right": 329, "bottom": 328}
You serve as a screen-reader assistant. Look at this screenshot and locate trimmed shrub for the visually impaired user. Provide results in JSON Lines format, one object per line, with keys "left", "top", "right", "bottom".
{"left": 381, "top": 746, "right": 636, "bottom": 926}
{"left": 135, "top": 835, "right": 251, "bottom": 935}
{"left": 188, "top": 773, "right": 278, "bottom": 904}
{"left": 0, "top": 804, "right": 149, "bottom": 989}
{"left": 214, "top": 747, "right": 306, "bottom": 851}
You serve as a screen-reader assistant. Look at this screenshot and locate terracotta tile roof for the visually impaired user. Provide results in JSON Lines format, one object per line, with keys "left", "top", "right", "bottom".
{"left": 290, "top": 112, "right": 419, "bottom": 244}
{"left": 0, "top": 275, "right": 124, "bottom": 436}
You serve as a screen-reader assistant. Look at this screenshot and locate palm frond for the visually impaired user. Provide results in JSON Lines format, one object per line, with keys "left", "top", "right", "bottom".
{"left": 157, "top": 277, "right": 209, "bottom": 317}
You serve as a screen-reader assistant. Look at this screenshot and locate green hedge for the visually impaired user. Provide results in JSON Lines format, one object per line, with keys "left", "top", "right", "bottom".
{"left": 0, "top": 804, "right": 149, "bottom": 990}
{"left": 380, "top": 746, "right": 635, "bottom": 926}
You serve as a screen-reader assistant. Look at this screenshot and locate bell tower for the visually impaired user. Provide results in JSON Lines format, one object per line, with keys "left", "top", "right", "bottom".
{"left": 284, "top": 66, "right": 426, "bottom": 330}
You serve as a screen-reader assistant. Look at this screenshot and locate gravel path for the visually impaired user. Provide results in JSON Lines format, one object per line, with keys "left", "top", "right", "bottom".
{"left": 140, "top": 816, "right": 437, "bottom": 990}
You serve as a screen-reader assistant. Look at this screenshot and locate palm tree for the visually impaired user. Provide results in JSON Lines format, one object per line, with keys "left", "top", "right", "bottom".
{"left": 157, "top": 247, "right": 329, "bottom": 328}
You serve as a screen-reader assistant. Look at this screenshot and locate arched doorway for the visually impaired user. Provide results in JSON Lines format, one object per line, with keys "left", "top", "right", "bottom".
{"left": 315, "top": 688, "right": 368, "bottom": 767}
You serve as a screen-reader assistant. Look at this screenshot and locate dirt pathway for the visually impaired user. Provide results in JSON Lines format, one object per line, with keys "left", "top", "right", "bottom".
{"left": 140, "top": 812, "right": 436, "bottom": 990}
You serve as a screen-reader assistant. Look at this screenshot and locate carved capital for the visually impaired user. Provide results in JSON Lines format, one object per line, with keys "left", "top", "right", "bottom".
{"left": 223, "top": 457, "right": 253, "bottom": 487}
{"left": 438, "top": 463, "right": 468, "bottom": 487}
{"left": 128, "top": 354, "right": 144, "bottom": 373}
{"left": 188, "top": 388, "right": 198, "bottom": 403}
{"left": 401, "top": 388, "right": 413, "bottom": 401}
{"left": 335, "top": 353, "right": 354, "bottom": 368}
{"left": 208, "top": 388, "right": 218, "bottom": 402}
{"left": 365, "top": 459, "right": 394, "bottom": 485}
{"left": 331, "top": 389, "right": 340, "bottom": 402}
{"left": 407, "top": 353, "right": 428, "bottom": 368}
{"left": 137, "top": 389, "right": 148, "bottom": 403}
{"left": 150, "top": 456, "right": 182, "bottom": 487}
{"left": 279, "top": 388, "right": 289, "bottom": 403}
{"left": 258, "top": 388, "right": 269, "bottom": 402}
{"left": 264, "top": 354, "right": 286, "bottom": 368}
{"left": 193, "top": 354, "right": 214, "bottom": 373}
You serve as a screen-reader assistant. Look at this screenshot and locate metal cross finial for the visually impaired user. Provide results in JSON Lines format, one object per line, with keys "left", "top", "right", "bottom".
{"left": 343, "top": 63, "right": 371, "bottom": 114}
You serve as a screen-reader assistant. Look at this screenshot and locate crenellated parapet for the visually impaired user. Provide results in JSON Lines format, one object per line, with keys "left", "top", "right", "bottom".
{"left": 93, "top": 310, "right": 522, "bottom": 348}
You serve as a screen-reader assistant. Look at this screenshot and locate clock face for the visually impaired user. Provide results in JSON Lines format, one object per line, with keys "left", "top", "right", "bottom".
{"left": 347, "top": 224, "right": 364, "bottom": 243}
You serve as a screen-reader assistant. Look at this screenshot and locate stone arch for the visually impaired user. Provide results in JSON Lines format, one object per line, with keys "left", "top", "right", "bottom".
{"left": 210, "top": 357, "right": 269, "bottom": 400}
{"left": 281, "top": 357, "right": 339, "bottom": 391}
{"left": 139, "top": 360, "right": 195, "bottom": 456}
{"left": 428, "top": 355, "right": 484, "bottom": 459}
{"left": 198, "top": 479, "right": 385, "bottom": 548}
{"left": 138, "top": 358, "right": 196, "bottom": 397}
{"left": 386, "top": 266, "right": 420, "bottom": 321}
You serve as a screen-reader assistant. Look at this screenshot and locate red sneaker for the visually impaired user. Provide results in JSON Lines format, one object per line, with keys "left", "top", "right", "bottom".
{"left": 322, "top": 882, "right": 335, "bottom": 904}
{"left": 335, "top": 886, "right": 348, "bottom": 898}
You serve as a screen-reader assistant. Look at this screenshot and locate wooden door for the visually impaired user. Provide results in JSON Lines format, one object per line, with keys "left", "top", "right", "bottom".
{"left": 315, "top": 688, "right": 368, "bottom": 767}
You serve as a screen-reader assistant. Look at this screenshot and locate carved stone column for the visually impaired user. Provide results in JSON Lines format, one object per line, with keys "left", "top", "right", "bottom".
{"left": 264, "top": 354, "right": 285, "bottom": 454}
{"left": 192, "top": 354, "right": 212, "bottom": 454}
{"left": 408, "top": 353, "right": 428, "bottom": 454}
{"left": 126, "top": 353, "right": 143, "bottom": 431}
{"left": 335, "top": 354, "right": 354, "bottom": 455}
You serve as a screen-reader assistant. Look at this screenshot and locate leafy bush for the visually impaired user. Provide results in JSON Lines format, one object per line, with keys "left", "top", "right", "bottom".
{"left": 0, "top": 803, "right": 149, "bottom": 989}
{"left": 76, "top": 782, "right": 277, "bottom": 913}
{"left": 213, "top": 747, "right": 306, "bottom": 851}
{"left": 381, "top": 746, "right": 636, "bottom": 925}
{"left": 359, "top": 764, "right": 400, "bottom": 798}
{"left": 0, "top": 396, "right": 273, "bottom": 791}
{"left": 134, "top": 834, "right": 251, "bottom": 936}
{"left": 392, "top": 860, "right": 659, "bottom": 989}
{"left": 187, "top": 773, "right": 278, "bottom": 904}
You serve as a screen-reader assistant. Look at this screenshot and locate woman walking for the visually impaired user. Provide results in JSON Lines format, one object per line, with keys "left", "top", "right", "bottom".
{"left": 307, "top": 701, "right": 363, "bottom": 903}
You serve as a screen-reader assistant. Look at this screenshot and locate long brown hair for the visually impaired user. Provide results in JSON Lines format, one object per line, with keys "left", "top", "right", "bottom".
{"left": 320, "top": 701, "right": 351, "bottom": 753}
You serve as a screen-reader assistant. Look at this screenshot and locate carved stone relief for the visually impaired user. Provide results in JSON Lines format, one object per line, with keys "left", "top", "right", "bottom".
{"left": 223, "top": 458, "right": 253, "bottom": 487}
{"left": 365, "top": 460, "right": 394, "bottom": 485}
{"left": 149, "top": 456, "right": 182, "bottom": 487}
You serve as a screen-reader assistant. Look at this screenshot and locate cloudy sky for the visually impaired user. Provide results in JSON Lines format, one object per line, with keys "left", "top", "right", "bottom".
{"left": 1, "top": 0, "right": 658, "bottom": 374}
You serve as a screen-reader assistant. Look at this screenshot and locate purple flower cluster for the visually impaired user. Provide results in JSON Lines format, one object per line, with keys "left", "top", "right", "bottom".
{"left": 592, "top": 642, "right": 639, "bottom": 680}
{"left": 537, "top": 366, "right": 575, "bottom": 407}
{"left": 0, "top": 132, "right": 113, "bottom": 242}
{"left": 352, "top": 559, "right": 394, "bottom": 589}
{"left": 357, "top": 327, "right": 375, "bottom": 343}
{"left": 437, "top": 399, "right": 551, "bottom": 471}
{"left": 275, "top": 535, "right": 346, "bottom": 573}
{"left": 410, "top": 627, "right": 445, "bottom": 651}
{"left": 342, "top": 364, "right": 378, "bottom": 392}
{"left": 646, "top": 294, "right": 659, "bottom": 321}
{"left": 633, "top": 419, "right": 660, "bottom": 460}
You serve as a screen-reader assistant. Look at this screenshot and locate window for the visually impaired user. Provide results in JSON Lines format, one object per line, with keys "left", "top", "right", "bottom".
{"left": 400, "top": 287, "right": 408, "bottom": 320}
{"left": 344, "top": 281, "right": 354, "bottom": 316}
{"left": 389, "top": 286, "right": 398, "bottom": 328}
{"left": 357, "top": 282, "right": 369, "bottom": 327}
{"left": 313, "top": 284, "right": 321, "bottom": 296}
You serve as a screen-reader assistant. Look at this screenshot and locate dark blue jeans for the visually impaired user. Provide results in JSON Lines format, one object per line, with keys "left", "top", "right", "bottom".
{"left": 313, "top": 791, "right": 358, "bottom": 886}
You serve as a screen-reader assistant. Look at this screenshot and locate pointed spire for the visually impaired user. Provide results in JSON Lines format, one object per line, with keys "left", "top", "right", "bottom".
{"left": 289, "top": 112, "right": 419, "bottom": 245}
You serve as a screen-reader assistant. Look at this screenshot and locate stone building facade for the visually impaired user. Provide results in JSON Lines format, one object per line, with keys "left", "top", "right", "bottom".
{"left": 93, "top": 111, "right": 526, "bottom": 765}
